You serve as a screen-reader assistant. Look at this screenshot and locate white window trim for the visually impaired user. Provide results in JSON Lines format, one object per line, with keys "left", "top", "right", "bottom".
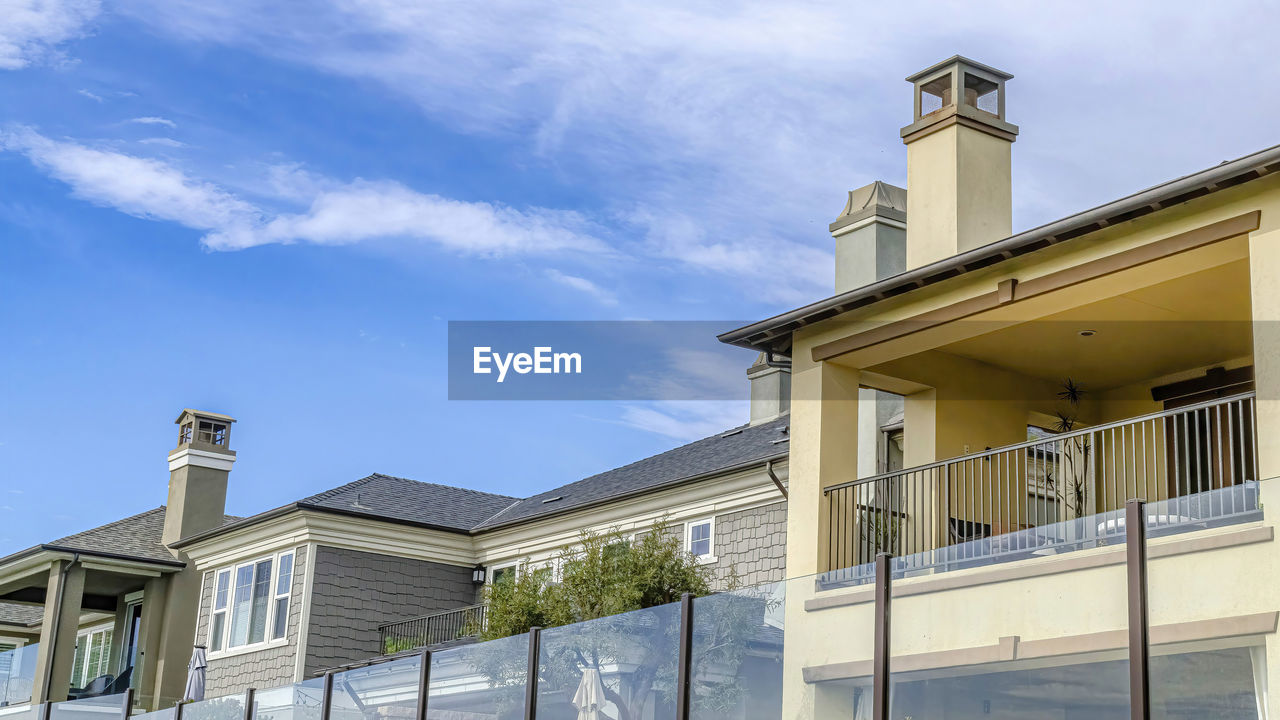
{"left": 72, "top": 621, "right": 114, "bottom": 688}
{"left": 685, "top": 517, "right": 717, "bottom": 564}
{"left": 489, "top": 563, "right": 518, "bottom": 584}
{"left": 206, "top": 549, "right": 295, "bottom": 659}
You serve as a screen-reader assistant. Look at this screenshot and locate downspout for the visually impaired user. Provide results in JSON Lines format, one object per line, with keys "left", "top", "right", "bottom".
{"left": 766, "top": 460, "right": 788, "bottom": 500}
{"left": 41, "top": 553, "right": 80, "bottom": 701}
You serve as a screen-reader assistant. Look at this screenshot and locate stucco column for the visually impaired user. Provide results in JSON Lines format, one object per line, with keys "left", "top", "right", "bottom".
{"left": 31, "top": 560, "right": 86, "bottom": 704}
{"left": 150, "top": 568, "right": 202, "bottom": 709}
{"left": 1249, "top": 226, "right": 1280, "bottom": 481}
{"left": 136, "top": 574, "right": 170, "bottom": 710}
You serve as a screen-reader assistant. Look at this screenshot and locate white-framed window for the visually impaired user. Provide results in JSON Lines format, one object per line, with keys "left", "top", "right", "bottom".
{"left": 207, "top": 549, "right": 295, "bottom": 654}
{"left": 70, "top": 623, "right": 113, "bottom": 688}
{"left": 490, "top": 564, "right": 517, "bottom": 585}
{"left": 686, "top": 518, "right": 715, "bottom": 562}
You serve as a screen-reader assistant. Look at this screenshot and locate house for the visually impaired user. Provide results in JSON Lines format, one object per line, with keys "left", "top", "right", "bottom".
{"left": 0, "top": 359, "right": 792, "bottom": 711}
{"left": 719, "top": 55, "right": 1280, "bottom": 717}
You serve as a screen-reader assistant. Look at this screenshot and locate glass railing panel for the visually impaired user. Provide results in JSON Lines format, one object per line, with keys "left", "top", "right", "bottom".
{"left": 0, "top": 705, "right": 37, "bottom": 720}
{"left": 691, "top": 580, "right": 785, "bottom": 720}
{"left": 0, "top": 644, "right": 39, "bottom": 707}
{"left": 330, "top": 656, "right": 421, "bottom": 720}
{"left": 48, "top": 693, "right": 127, "bottom": 720}
{"left": 183, "top": 692, "right": 245, "bottom": 720}
{"left": 425, "top": 632, "right": 527, "bottom": 719}
{"left": 1145, "top": 480, "right": 1268, "bottom": 717}
{"left": 886, "top": 524, "right": 1131, "bottom": 719}
{"left": 535, "top": 600, "right": 682, "bottom": 720}
{"left": 249, "top": 677, "right": 325, "bottom": 720}
{"left": 126, "top": 708, "right": 173, "bottom": 720}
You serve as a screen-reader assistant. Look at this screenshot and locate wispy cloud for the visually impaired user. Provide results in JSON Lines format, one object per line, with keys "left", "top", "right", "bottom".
{"left": 138, "top": 137, "right": 186, "bottom": 148}
{"left": 77, "top": 88, "right": 103, "bottom": 102}
{"left": 130, "top": 116, "right": 177, "bottom": 128}
{"left": 2, "top": 127, "right": 610, "bottom": 258}
{"left": 616, "top": 401, "right": 748, "bottom": 441}
{"left": 0, "top": 0, "right": 99, "bottom": 70}
{"left": 544, "top": 268, "right": 617, "bottom": 306}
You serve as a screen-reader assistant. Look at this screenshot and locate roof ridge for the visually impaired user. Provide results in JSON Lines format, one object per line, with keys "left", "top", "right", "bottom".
{"left": 363, "top": 472, "right": 521, "bottom": 501}
{"left": 51, "top": 506, "right": 166, "bottom": 544}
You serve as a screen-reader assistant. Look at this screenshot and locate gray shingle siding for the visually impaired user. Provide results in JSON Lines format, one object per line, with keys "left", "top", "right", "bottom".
{"left": 302, "top": 546, "right": 477, "bottom": 676}
{"left": 712, "top": 501, "right": 787, "bottom": 587}
{"left": 199, "top": 546, "right": 308, "bottom": 694}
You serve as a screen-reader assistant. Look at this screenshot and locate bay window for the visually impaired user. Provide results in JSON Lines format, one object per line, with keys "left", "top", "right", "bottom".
{"left": 208, "top": 549, "right": 295, "bottom": 653}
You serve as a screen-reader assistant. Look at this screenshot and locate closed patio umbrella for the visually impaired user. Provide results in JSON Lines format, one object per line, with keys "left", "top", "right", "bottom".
{"left": 571, "top": 668, "right": 605, "bottom": 720}
{"left": 183, "top": 646, "right": 207, "bottom": 703}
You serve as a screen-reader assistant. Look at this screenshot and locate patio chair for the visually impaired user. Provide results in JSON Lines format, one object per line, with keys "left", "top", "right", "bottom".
{"left": 67, "top": 674, "right": 112, "bottom": 700}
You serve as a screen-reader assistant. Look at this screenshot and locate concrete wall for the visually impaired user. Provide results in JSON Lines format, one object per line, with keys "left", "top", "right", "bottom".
{"left": 198, "top": 546, "right": 308, "bottom": 696}
{"left": 301, "top": 546, "right": 476, "bottom": 676}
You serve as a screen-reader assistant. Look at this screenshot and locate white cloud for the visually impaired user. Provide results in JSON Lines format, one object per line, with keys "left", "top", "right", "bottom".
{"left": 617, "top": 401, "right": 748, "bottom": 441}
{"left": 76, "top": 88, "right": 102, "bottom": 102}
{"left": 3, "top": 128, "right": 610, "bottom": 258}
{"left": 130, "top": 116, "right": 177, "bottom": 128}
{"left": 138, "top": 137, "right": 186, "bottom": 148}
{"left": 544, "top": 268, "right": 617, "bottom": 306}
{"left": 113, "top": 1, "right": 1280, "bottom": 304}
{"left": 0, "top": 0, "right": 99, "bottom": 69}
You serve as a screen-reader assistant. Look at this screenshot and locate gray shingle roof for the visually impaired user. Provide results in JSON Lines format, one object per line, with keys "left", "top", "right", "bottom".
{"left": 0, "top": 507, "right": 242, "bottom": 569}
{"left": 0, "top": 602, "right": 42, "bottom": 627}
{"left": 173, "top": 416, "right": 789, "bottom": 546}
{"left": 473, "top": 416, "right": 789, "bottom": 530}
{"left": 297, "top": 475, "right": 519, "bottom": 531}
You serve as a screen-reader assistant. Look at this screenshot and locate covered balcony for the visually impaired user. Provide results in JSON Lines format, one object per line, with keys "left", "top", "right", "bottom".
{"left": 816, "top": 224, "right": 1264, "bottom": 577}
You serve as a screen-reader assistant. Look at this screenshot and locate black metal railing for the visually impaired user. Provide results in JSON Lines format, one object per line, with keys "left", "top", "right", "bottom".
{"left": 378, "top": 604, "right": 487, "bottom": 654}
{"left": 823, "top": 392, "right": 1259, "bottom": 572}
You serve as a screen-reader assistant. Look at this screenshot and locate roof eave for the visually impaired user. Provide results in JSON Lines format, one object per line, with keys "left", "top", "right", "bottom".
{"left": 718, "top": 143, "right": 1280, "bottom": 354}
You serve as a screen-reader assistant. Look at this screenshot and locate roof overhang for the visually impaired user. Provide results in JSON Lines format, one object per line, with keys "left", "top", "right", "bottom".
{"left": 718, "top": 142, "right": 1280, "bottom": 356}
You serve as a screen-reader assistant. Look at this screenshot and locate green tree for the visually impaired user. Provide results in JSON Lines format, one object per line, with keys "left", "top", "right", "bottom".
{"left": 470, "top": 518, "right": 767, "bottom": 720}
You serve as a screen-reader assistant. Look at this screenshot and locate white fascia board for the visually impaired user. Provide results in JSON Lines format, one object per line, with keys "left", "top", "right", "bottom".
{"left": 473, "top": 460, "right": 788, "bottom": 565}
{"left": 167, "top": 447, "right": 236, "bottom": 472}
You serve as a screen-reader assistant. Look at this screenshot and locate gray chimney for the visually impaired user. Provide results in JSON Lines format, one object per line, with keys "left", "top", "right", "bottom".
{"left": 165, "top": 409, "right": 235, "bottom": 547}
{"left": 747, "top": 353, "right": 791, "bottom": 426}
{"left": 829, "top": 181, "right": 907, "bottom": 293}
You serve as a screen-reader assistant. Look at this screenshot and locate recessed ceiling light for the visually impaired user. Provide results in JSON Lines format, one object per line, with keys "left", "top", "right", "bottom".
{"left": 1079, "top": 329, "right": 1097, "bottom": 337}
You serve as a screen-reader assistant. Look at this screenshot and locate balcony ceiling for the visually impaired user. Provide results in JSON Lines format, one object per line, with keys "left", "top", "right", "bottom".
{"left": 924, "top": 258, "right": 1253, "bottom": 391}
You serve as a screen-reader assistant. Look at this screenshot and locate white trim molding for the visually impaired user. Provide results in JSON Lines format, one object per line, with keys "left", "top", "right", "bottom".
{"left": 168, "top": 447, "right": 236, "bottom": 472}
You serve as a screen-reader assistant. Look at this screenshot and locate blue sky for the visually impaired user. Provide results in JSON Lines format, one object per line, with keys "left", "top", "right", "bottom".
{"left": 2, "top": 1, "right": 1279, "bottom": 550}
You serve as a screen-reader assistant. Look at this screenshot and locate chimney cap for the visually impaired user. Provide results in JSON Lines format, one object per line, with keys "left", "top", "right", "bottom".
{"left": 829, "top": 181, "right": 907, "bottom": 234}
{"left": 906, "top": 55, "right": 1013, "bottom": 83}
{"left": 174, "top": 408, "right": 236, "bottom": 425}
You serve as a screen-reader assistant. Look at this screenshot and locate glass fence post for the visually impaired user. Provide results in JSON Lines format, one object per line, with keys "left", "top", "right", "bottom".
{"left": 1126, "top": 499, "right": 1150, "bottom": 720}
{"left": 319, "top": 672, "right": 335, "bottom": 720}
{"left": 242, "top": 688, "right": 255, "bottom": 720}
{"left": 874, "top": 552, "right": 892, "bottom": 720}
{"left": 675, "top": 592, "right": 694, "bottom": 720}
{"left": 415, "top": 650, "right": 431, "bottom": 720}
{"left": 39, "top": 701, "right": 51, "bottom": 720}
{"left": 524, "top": 627, "right": 541, "bottom": 720}
{"left": 120, "top": 688, "right": 134, "bottom": 719}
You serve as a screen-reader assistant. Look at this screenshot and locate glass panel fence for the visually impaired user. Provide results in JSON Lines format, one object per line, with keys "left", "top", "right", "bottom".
{"left": 426, "top": 631, "right": 527, "bottom": 719}
{"left": 691, "top": 580, "right": 785, "bottom": 720}
{"left": 127, "top": 707, "right": 173, "bottom": 720}
{"left": 48, "top": 694, "right": 127, "bottom": 720}
{"left": 1146, "top": 484, "right": 1267, "bottom": 718}
{"left": 184, "top": 692, "right": 246, "bottom": 720}
{"left": 330, "top": 656, "right": 421, "bottom": 720}
{"left": 536, "top": 600, "right": 682, "bottom": 720}
{"left": 0, "top": 705, "right": 37, "bottom": 720}
{"left": 886, "top": 525, "right": 1131, "bottom": 719}
{"left": 0, "top": 644, "right": 38, "bottom": 707}
{"left": 251, "top": 677, "right": 325, "bottom": 720}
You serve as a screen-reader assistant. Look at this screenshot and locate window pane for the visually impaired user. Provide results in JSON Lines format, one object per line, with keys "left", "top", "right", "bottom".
{"left": 690, "top": 522, "right": 711, "bottom": 556}
{"left": 248, "top": 559, "right": 273, "bottom": 644}
{"left": 275, "top": 554, "right": 293, "bottom": 596}
{"left": 272, "top": 597, "right": 289, "bottom": 640}
{"left": 71, "top": 637, "right": 86, "bottom": 687}
{"left": 210, "top": 612, "right": 225, "bottom": 652}
{"left": 228, "top": 564, "right": 255, "bottom": 647}
{"left": 214, "top": 571, "right": 230, "bottom": 610}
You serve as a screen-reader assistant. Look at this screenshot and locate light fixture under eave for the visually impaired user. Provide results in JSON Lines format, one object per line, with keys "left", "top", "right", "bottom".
{"left": 1079, "top": 329, "right": 1097, "bottom": 337}
{"left": 472, "top": 564, "right": 487, "bottom": 584}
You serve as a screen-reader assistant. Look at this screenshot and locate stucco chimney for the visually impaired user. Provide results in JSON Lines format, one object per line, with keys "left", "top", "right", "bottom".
{"left": 164, "top": 409, "right": 235, "bottom": 547}
{"left": 747, "top": 354, "right": 791, "bottom": 426}
{"left": 829, "top": 180, "right": 907, "bottom": 293}
{"left": 901, "top": 56, "right": 1017, "bottom": 269}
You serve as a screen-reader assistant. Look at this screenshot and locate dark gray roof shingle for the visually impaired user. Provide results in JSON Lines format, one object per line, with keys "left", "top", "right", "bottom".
{"left": 0, "top": 508, "right": 243, "bottom": 568}
{"left": 473, "top": 416, "right": 789, "bottom": 530}
{"left": 0, "top": 602, "right": 42, "bottom": 627}
{"left": 297, "top": 475, "right": 519, "bottom": 531}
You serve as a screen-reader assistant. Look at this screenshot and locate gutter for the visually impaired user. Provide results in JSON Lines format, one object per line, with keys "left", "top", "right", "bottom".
{"left": 718, "top": 141, "right": 1280, "bottom": 353}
